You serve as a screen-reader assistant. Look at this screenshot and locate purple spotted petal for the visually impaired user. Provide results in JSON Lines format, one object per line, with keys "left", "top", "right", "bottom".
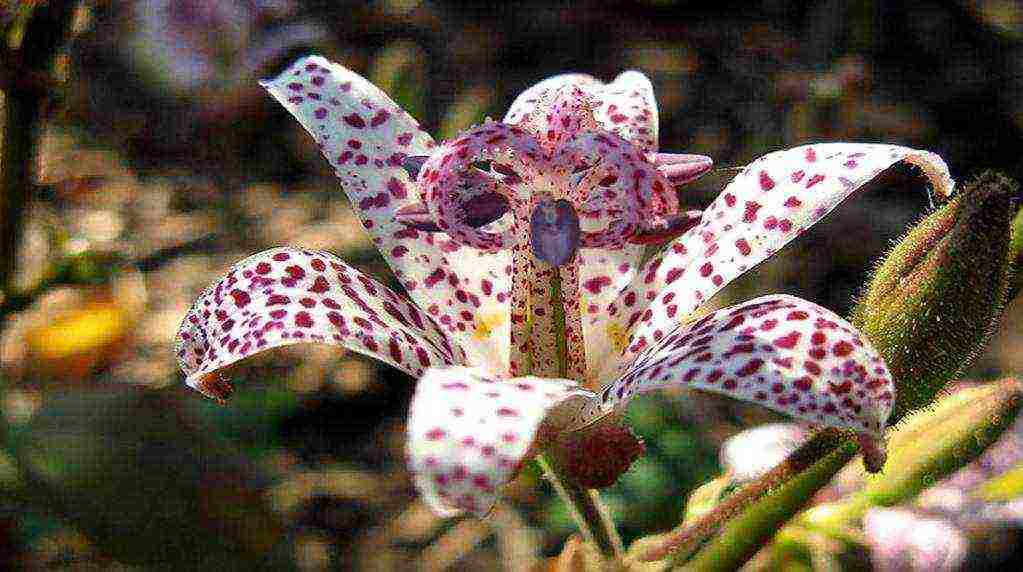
{"left": 176, "top": 247, "right": 463, "bottom": 398}
{"left": 592, "top": 70, "right": 660, "bottom": 153}
{"left": 504, "top": 73, "right": 600, "bottom": 126}
{"left": 262, "top": 55, "right": 512, "bottom": 373}
{"left": 407, "top": 366, "right": 598, "bottom": 516}
{"left": 606, "top": 295, "right": 893, "bottom": 437}
{"left": 609, "top": 143, "right": 954, "bottom": 367}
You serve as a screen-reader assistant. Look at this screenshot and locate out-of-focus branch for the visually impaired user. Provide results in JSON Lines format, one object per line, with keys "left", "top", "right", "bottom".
{"left": 0, "top": 0, "right": 78, "bottom": 317}
{"left": 0, "top": 232, "right": 221, "bottom": 317}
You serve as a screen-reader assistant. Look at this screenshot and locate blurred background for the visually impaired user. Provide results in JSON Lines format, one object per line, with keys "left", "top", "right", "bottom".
{"left": 0, "top": 0, "right": 1022, "bottom": 569}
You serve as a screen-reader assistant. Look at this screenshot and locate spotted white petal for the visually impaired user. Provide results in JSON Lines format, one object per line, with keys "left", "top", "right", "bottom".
{"left": 262, "top": 55, "right": 511, "bottom": 373}
{"left": 504, "top": 73, "right": 600, "bottom": 126}
{"left": 611, "top": 143, "right": 954, "bottom": 368}
{"left": 175, "top": 247, "right": 463, "bottom": 399}
{"left": 592, "top": 70, "right": 659, "bottom": 153}
{"left": 604, "top": 295, "right": 894, "bottom": 437}
{"left": 407, "top": 367, "right": 597, "bottom": 516}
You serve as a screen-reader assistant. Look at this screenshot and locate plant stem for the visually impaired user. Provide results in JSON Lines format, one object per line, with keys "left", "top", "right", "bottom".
{"left": 538, "top": 455, "right": 623, "bottom": 560}
{"left": 635, "top": 429, "right": 848, "bottom": 563}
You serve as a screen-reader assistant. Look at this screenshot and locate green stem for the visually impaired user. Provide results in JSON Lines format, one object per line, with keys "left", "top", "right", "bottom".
{"left": 681, "top": 440, "right": 857, "bottom": 571}
{"left": 803, "top": 377, "right": 1023, "bottom": 530}
{"left": 538, "top": 455, "right": 623, "bottom": 559}
{"left": 635, "top": 429, "right": 848, "bottom": 564}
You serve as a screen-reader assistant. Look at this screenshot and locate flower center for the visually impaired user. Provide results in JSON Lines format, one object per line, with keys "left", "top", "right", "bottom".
{"left": 394, "top": 99, "right": 710, "bottom": 383}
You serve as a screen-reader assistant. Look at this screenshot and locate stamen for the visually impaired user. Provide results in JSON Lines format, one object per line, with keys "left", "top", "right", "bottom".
{"left": 558, "top": 261, "right": 587, "bottom": 382}
{"left": 628, "top": 210, "right": 703, "bottom": 244}
{"left": 395, "top": 194, "right": 510, "bottom": 232}
{"left": 509, "top": 224, "right": 534, "bottom": 377}
{"left": 395, "top": 202, "right": 442, "bottom": 232}
{"left": 462, "top": 192, "right": 511, "bottom": 228}
{"left": 530, "top": 262, "right": 560, "bottom": 377}
{"left": 652, "top": 153, "right": 714, "bottom": 185}
{"left": 419, "top": 122, "right": 544, "bottom": 251}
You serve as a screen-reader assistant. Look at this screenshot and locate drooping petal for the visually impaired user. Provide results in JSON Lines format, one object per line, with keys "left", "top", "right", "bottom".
{"left": 605, "top": 295, "right": 894, "bottom": 436}
{"left": 592, "top": 70, "right": 659, "bottom": 153}
{"left": 175, "top": 247, "right": 464, "bottom": 399}
{"left": 611, "top": 143, "right": 954, "bottom": 370}
{"left": 262, "top": 55, "right": 511, "bottom": 373}
{"left": 407, "top": 366, "right": 598, "bottom": 516}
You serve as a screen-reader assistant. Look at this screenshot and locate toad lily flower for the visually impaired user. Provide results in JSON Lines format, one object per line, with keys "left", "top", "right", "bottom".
{"left": 176, "top": 55, "right": 955, "bottom": 518}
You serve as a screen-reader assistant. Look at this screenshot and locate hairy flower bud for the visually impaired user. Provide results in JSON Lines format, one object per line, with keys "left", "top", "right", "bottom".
{"left": 852, "top": 171, "right": 1020, "bottom": 421}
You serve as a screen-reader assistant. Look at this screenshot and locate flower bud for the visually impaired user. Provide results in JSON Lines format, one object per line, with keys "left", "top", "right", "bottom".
{"left": 852, "top": 171, "right": 1020, "bottom": 421}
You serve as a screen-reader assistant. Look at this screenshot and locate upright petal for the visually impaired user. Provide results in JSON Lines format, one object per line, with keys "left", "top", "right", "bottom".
{"left": 176, "top": 248, "right": 463, "bottom": 400}
{"left": 262, "top": 55, "right": 510, "bottom": 373}
{"left": 605, "top": 295, "right": 894, "bottom": 436}
{"left": 407, "top": 367, "right": 598, "bottom": 516}
{"left": 505, "top": 70, "right": 660, "bottom": 155}
{"left": 504, "top": 73, "right": 599, "bottom": 126}
{"left": 612, "top": 143, "right": 954, "bottom": 371}
{"left": 592, "top": 70, "right": 659, "bottom": 153}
